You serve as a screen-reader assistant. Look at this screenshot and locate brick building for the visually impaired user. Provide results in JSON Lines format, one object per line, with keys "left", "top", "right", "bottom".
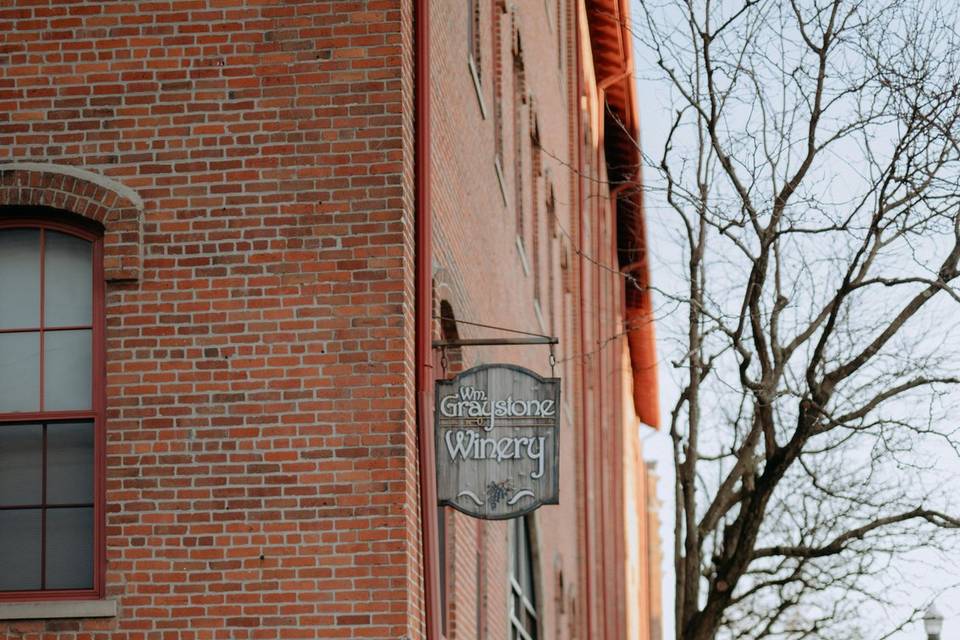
{"left": 0, "top": 1, "right": 661, "bottom": 639}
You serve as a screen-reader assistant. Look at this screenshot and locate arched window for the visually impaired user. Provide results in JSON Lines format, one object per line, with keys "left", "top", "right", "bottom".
{"left": 0, "top": 215, "right": 104, "bottom": 599}
{"left": 510, "top": 516, "right": 539, "bottom": 640}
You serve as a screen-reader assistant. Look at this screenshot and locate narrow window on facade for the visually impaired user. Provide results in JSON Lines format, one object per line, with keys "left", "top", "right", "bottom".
{"left": 438, "top": 505, "right": 449, "bottom": 635}
{"left": 492, "top": 0, "right": 506, "bottom": 194}
{"left": 0, "top": 217, "right": 103, "bottom": 598}
{"left": 468, "top": 0, "right": 481, "bottom": 81}
{"left": 468, "top": 0, "right": 487, "bottom": 118}
{"left": 510, "top": 516, "right": 539, "bottom": 640}
{"left": 545, "top": 178, "right": 557, "bottom": 335}
{"left": 512, "top": 32, "right": 526, "bottom": 251}
{"left": 531, "top": 122, "right": 542, "bottom": 305}
{"left": 556, "top": 0, "right": 563, "bottom": 68}
{"left": 475, "top": 523, "right": 485, "bottom": 638}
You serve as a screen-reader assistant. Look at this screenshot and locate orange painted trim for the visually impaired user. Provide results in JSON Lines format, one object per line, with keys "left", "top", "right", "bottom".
{"left": 585, "top": 0, "right": 660, "bottom": 427}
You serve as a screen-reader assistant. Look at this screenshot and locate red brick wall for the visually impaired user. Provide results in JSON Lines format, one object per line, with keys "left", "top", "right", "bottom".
{"left": 0, "top": 1, "right": 421, "bottom": 639}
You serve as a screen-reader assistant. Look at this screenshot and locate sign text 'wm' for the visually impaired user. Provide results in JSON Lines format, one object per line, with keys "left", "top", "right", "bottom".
{"left": 435, "top": 364, "right": 560, "bottom": 519}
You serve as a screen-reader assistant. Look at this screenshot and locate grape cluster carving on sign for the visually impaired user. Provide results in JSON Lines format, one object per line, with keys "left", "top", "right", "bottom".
{"left": 435, "top": 364, "right": 560, "bottom": 520}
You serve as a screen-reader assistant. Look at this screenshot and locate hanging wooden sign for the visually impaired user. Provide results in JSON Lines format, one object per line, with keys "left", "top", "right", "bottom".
{"left": 435, "top": 364, "right": 560, "bottom": 520}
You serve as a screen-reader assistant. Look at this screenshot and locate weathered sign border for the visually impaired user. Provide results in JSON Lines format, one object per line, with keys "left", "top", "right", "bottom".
{"left": 435, "top": 363, "right": 560, "bottom": 520}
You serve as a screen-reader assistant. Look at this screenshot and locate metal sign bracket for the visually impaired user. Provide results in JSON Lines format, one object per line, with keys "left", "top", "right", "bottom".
{"left": 431, "top": 336, "right": 558, "bottom": 348}
{"left": 431, "top": 316, "right": 558, "bottom": 373}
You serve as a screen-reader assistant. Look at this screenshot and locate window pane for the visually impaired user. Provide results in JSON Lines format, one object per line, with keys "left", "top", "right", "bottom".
{"left": 47, "top": 422, "right": 94, "bottom": 504}
{"left": 44, "top": 231, "right": 93, "bottom": 328}
{"left": 0, "top": 424, "right": 42, "bottom": 506}
{"left": 0, "top": 332, "right": 40, "bottom": 412}
{"left": 46, "top": 507, "right": 94, "bottom": 589}
{"left": 525, "top": 609, "right": 537, "bottom": 636}
{"left": 0, "top": 508, "right": 42, "bottom": 590}
{"left": 520, "top": 518, "right": 535, "bottom": 595}
{"left": 0, "top": 228, "right": 41, "bottom": 330}
{"left": 44, "top": 329, "right": 92, "bottom": 411}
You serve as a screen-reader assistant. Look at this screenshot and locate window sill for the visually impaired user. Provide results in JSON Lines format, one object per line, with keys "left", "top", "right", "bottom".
{"left": 516, "top": 236, "right": 530, "bottom": 276}
{"left": 494, "top": 158, "right": 508, "bottom": 206}
{"left": 533, "top": 298, "right": 546, "bottom": 334}
{"left": 468, "top": 56, "right": 487, "bottom": 119}
{"left": 0, "top": 599, "right": 117, "bottom": 621}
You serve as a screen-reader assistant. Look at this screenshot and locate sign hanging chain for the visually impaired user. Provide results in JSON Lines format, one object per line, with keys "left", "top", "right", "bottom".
{"left": 549, "top": 343, "right": 556, "bottom": 377}
{"left": 440, "top": 346, "right": 448, "bottom": 378}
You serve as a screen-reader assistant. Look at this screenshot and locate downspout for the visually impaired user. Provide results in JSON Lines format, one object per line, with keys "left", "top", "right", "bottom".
{"left": 414, "top": 0, "right": 442, "bottom": 638}
{"left": 597, "top": 68, "right": 632, "bottom": 93}
{"left": 609, "top": 177, "right": 635, "bottom": 201}
{"left": 610, "top": 175, "right": 634, "bottom": 640}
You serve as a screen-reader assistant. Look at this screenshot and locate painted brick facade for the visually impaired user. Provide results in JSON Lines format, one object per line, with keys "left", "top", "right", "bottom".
{"left": 0, "top": 1, "right": 661, "bottom": 639}
{"left": 429, "top": 0, "right": 660, "bottom": 639}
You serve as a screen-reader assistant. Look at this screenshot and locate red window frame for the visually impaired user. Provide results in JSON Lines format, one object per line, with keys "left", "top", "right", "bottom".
{"left": 0, "top": 214, "right": 106, "bottom": 602}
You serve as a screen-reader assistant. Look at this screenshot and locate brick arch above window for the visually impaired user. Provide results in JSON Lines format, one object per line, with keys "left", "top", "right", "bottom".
{"left": 0, "top": 163, "right": 143, "bottom": 282}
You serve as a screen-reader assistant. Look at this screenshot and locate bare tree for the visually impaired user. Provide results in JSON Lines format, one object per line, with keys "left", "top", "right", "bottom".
{"left": 628, "top": 1, "right": 960, "bottom": 638}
